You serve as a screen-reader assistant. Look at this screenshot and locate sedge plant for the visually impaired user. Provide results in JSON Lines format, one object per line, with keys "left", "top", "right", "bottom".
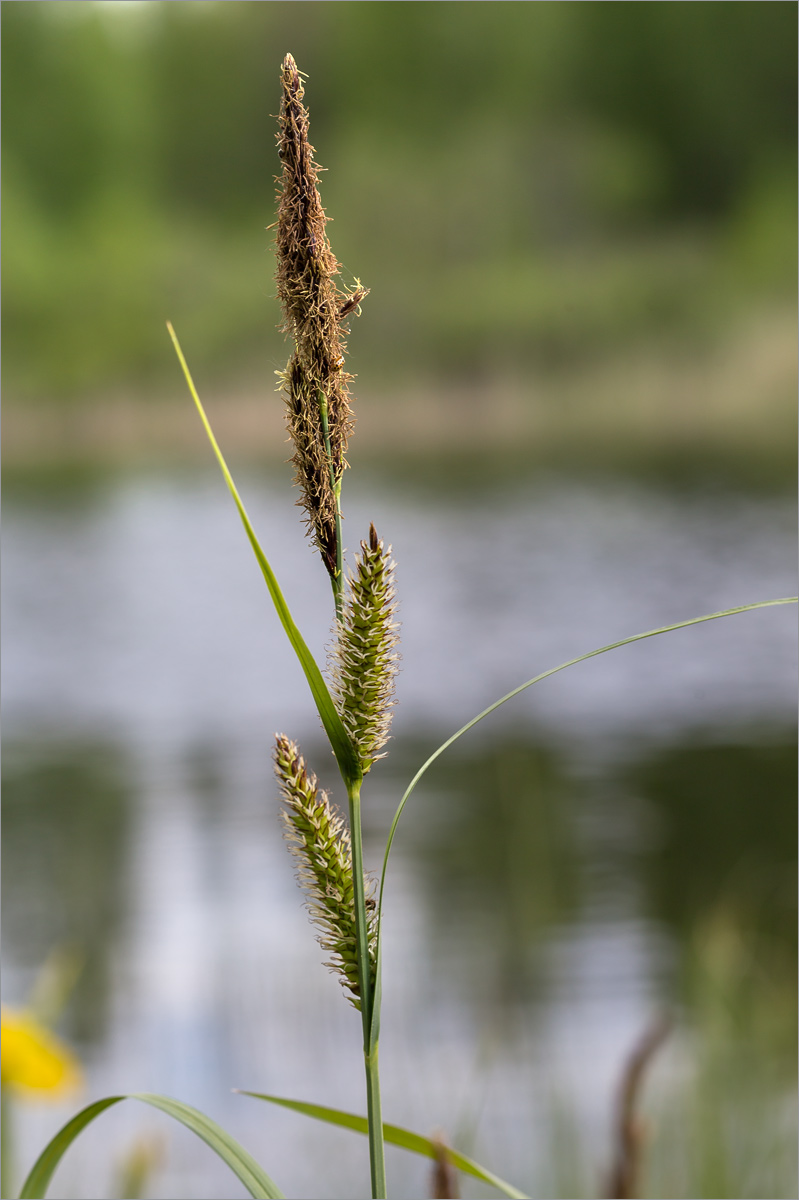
{"left": 16, "top": 53, "right": 797, "bottom": 1200}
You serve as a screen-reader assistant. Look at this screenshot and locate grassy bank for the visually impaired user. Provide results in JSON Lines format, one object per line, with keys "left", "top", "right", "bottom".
{"left": 4, "top": 303, "right": 795, "bottom": 491}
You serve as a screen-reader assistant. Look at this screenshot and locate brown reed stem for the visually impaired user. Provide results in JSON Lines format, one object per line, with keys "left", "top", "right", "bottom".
{"left": 430, "top": 1132, "right": 461, "bottom": 1199}
{"left": 605, "top": 1015, "right": 672, "bottom": 1199}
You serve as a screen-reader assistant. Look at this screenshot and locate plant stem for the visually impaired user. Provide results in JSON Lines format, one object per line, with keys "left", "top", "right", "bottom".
{"left": 1, "top": 1088, "right": 14, "bottom": 1200}
{"left": 347, "top": 781, "right": 386, "bottom": 1198}
{"left": 318, "top": 389, "right": 344, "bottom": 621}
{"left": 364, "top": 1042, "right": 385, "bottom": 1198}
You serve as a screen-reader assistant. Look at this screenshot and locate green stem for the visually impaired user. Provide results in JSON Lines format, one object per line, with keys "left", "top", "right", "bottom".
{"left": 364, "top": 1042, "right": 384, "bottom": 1197}
{"left": 318, "top": 390, "right": 344, "bottom": 622}
{"left": 347, "top": 782, "right": 386, "bottom": 1198}
{"left": 1, "top": 1087, "right": 14, "bottom": 1200}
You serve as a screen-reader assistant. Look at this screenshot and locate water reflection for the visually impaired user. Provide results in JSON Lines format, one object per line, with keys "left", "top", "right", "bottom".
{"left": 3, "top": 473, "right": 796, "bottom": 1198}
{"left": 623, "top": 732, "right": 798, "bottom": 1069}
{"left": 624, "top": 733, "right": 797, "bottom": 954}
{"left": 3, "top": 722, "right": 795, "bottom": 1196}
{"left": 394, "top": 733, "right": 582, "bottom": 1018}
{"left": 2, "top": 740, "right": 133, "bottom": 1045}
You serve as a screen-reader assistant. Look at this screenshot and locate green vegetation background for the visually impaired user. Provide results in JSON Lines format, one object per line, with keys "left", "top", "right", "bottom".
{"left": 2, "top": 1, "right": 796, "bottom": 462}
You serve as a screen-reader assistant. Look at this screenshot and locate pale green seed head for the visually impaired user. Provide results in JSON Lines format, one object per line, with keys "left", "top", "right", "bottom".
{"left": 328, "top": 525, "right": 400, "bottom": 774}
{"left": 273, "top": 734, "right": 376, "bottom": 1007}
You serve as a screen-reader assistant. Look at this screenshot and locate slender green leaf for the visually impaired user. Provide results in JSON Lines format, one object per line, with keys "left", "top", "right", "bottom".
{"left": 377, "top": 596, "right": 798, "bottom": 921}
{"left": 19, "top": 1092, "right": 284, "bottom": 1199}
{"left": 18, "top": 1097, "right": 120, "bottom": 1199}
{"left": 368, "top": 928, "right": 383, "bottom": 1055}
{"left": 239, "top": 1092, "right": 529, "bottom": 1200}
{"left": 167, "top": 323, "right": 361, "bottom": 787}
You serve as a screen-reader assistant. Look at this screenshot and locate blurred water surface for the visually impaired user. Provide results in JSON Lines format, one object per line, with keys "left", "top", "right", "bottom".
{"left": 3, "top": 467, "right": 796, "bottom": 1199}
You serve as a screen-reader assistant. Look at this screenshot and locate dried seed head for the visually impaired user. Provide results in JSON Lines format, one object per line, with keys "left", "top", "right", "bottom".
{"left": 338, "top": 279, "right": 370, "bottom": 321}
{"left": 277, "top": 355, "right": 338, "bottom": 577}
{"left": 275, "top": 54, "right": 367, "bottom": 580}
{"left": 328, "top": 525, "right": 400, "bottom": 774}
{"left": 273, "top": 734, "right": 376, "bottom": 1008}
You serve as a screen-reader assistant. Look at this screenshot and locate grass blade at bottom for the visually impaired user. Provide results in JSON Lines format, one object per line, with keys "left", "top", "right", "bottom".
{"left": 239, "top": 1092, "right": 529, "bottom": 1199}
{"left": 19, "top": 1093, "right": 284, "bottom": 1199}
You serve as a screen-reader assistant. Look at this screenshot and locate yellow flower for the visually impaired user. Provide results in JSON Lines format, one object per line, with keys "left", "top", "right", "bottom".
{"left": 1, "top": 1008, "right": 83, "bottom": 1099}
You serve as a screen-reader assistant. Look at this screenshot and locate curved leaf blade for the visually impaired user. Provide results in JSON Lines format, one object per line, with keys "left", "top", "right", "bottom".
{"left": 239, "top": 1092, "right": 529, "bottom": 1200}
{"left": 19, "top": 1097, "right": 122, "bottom": 1199}
{"left": 19, "top": 1092, "right": 284, "bottom": 1199}
{"left": 377, "top": 595, "right": 798, "bottom": 921}
{"left": 167, "top": 322, "right": 361, "bottom": 787}
{"left": 368, "top": 926, "right": 383, "bottom": 1055}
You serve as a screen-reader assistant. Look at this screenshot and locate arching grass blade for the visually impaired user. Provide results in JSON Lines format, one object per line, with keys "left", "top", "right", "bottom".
{"left": 377, "top": 596, "right": 798, "bottom": 921}
{"left": 19, "top": 1093, "right": 284, "bottom": 1199}
{"left": 167, "top": 322, "right": 361, "bottom": 788}
{"left": 239, "top": 1092, "right": 529, "bottom": 1200}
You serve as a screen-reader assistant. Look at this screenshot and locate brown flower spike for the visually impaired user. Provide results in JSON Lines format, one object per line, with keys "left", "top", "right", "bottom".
{"left": 276, "top": 53, "right": 368, "bottom": 582}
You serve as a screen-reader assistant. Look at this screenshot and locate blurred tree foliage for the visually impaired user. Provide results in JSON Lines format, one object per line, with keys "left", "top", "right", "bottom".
{"left": 2, "top": 1, "right": 796, "bottom": 401}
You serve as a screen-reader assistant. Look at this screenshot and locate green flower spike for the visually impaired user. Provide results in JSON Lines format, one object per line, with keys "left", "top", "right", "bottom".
{"left": 329, "top": 525, "right": 400, "bottom": 775}
{"left": 273, "top": 735, "right": 376, "bottom": 1008}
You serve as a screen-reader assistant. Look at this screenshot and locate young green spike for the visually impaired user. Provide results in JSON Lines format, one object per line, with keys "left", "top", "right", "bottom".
{"left": 328, "top": 525, "right": 400, "bottom": 774}
{"left": 273, "top": 734, "right": 376, "bottom": 1008}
